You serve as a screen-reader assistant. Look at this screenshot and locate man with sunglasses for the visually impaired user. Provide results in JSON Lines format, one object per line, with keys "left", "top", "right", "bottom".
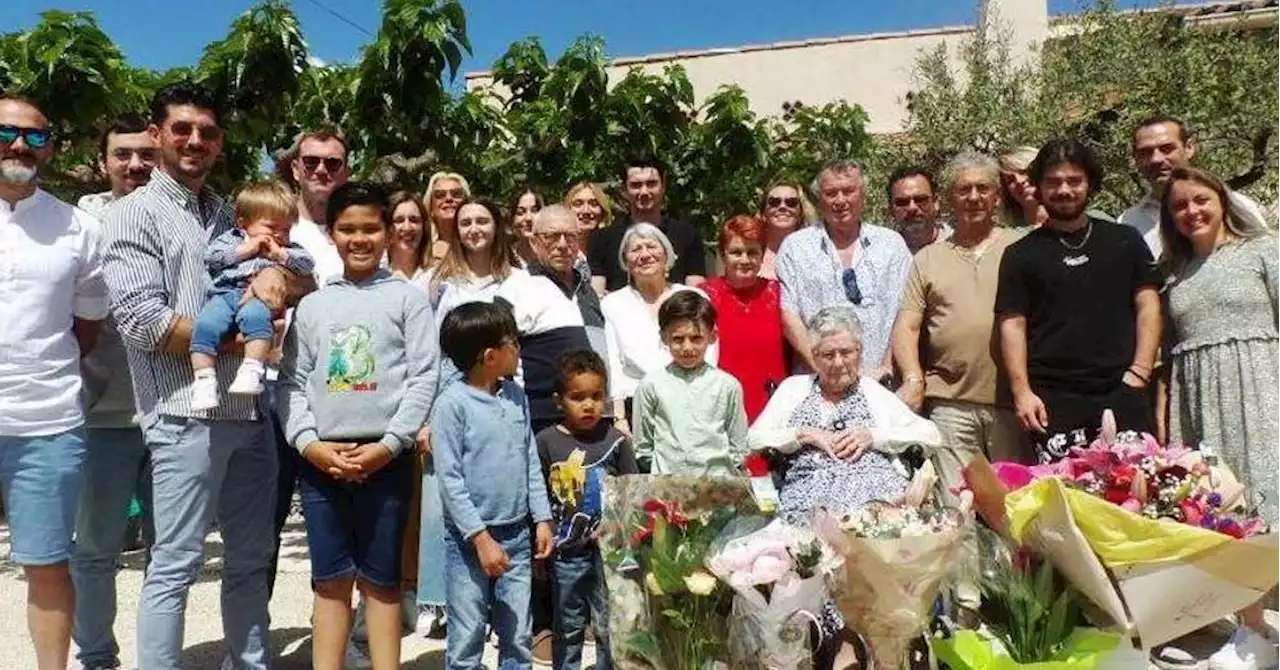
{"left": 284, "top": 128, "right": 351, "bottom": 286}
{"left": 775, "top": 159, "right": 913, "bottom": 381}
{"left": 101, "top": 82, "right": 284, "bottom": 670}
{"left": 886, "top": 166, "right": 953, "bottom": 255}
{"left": 0, "top": 94, "right": 111, "bottom": 670}
{"left": 70, "top": 113, "right": 160, "bottom": 670}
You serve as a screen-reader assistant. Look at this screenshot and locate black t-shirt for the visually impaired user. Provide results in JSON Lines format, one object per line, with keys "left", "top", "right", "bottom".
{"left": 536, "top": 424, "right": 638, "bottom": 554}
{"left": 587, "top": 215, "right": 707, "bottom": 292}
{"left": 994, "top": 218, "right": 1156, "bottom": 394}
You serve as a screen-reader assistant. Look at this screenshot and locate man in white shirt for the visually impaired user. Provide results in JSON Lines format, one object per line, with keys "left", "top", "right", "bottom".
{"left": 1119, "top": 115, "right": 1271, "bottom": 258}
{"left": 70, "top": 114, "right": 160, "bottom": 670}
{"left": 0, "top": 95, "right": 110, "bottom": 670}
{"left": 282, "top": 128, "right": 350, "bottom": 285}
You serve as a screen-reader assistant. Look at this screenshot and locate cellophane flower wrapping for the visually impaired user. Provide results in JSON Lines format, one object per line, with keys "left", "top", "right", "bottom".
{"left": 812, "top": 502, "right": 971, "bottom": 670}
{"left": 599, "top": 474, "right": 759, "bottom": 670}
{"left": 705, "top": 517, "right": 841, "bottom": 669}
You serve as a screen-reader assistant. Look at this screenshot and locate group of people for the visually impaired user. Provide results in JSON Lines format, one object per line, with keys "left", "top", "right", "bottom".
{"left": 0, "top": 73, "right": 1276, "bottom": 670}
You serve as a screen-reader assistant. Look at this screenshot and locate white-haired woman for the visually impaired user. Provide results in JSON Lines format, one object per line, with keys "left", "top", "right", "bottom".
{"left": 601, "top": 223, "right": 718, "bottom": 432}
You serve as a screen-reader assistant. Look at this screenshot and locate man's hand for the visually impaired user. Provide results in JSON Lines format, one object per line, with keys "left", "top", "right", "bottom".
{"left": 348, "top": 443, "right": 395, "bottom": 478}
{"left": 472, "top": 530, "right": 511, "bottom": 578}
{"left": 1014, "top": 389, "right": 1049, "bottom": 433}
{"left": 829, "top": 428, "right": 873, "bottom": 461}
{"left": 416, "top": 425, "right": 432, "bottom": 458}
{"left": 241, "top": 266, "right": 290, "bottom": 314}
{"left": 533, "top": 522, "right": 555, "bottom": 560}
{"left": 303, "top": 441, "right": 361, "bottom": 481}
{"left": 896, "top": 380, "right": 924, "bottom": 413}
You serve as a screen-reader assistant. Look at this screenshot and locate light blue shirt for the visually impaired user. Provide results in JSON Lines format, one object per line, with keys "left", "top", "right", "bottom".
{"left": 775, "top": 222, "right": 913, "bottom": 374}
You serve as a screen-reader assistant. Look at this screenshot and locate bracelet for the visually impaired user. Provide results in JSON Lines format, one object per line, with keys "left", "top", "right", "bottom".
{"left": 1130, "top": 362, "right": 1153, "bottom": 372}
{"left": 1126, "top": 367, "right": 1150, "bottom": 384}
{"left": 903, "top": 375, "right": 924, "bottom": 385}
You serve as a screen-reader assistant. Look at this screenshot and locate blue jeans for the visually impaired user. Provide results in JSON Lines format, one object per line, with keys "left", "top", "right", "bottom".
{"left": 136, "top": 415, "right": 277, "bottom": 670}
{"left": 445, "top": 521, "right": 533, "bottom": 670}
{"left": 72, "top": 426, "right": 152, "bottom": 668}
{"left": 191, "top": 289, "right": 274, "bottom": 357}
{"left": 416, "top": 456, "right": 448, "bottom": 608}
{"left": 0, "top": 427, "right": 87, "bottom": 565}
{"left": 552, "top": 551, "right": 612, "bottom": 670}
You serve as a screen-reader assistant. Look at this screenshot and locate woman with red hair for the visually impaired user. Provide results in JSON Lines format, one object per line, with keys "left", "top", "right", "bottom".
{"left": 703, "top": 215, "right": 788, "bottom": 421}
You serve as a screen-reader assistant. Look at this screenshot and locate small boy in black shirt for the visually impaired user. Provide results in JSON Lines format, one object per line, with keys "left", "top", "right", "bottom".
{"left": 536, "top": 349, "right": 638, "bottom": 670}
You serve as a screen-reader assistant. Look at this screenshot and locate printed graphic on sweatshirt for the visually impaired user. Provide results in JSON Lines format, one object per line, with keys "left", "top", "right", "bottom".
{"left": 547, "top": 439, "right": 622, "bottom": 551}
{"left": 326, "top": 325, "right": 379, "bottom": 392}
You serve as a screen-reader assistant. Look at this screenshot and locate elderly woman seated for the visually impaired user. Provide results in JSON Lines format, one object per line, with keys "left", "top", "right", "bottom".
{"left": 749, "top": 306, "right": 942, "bottom": 526}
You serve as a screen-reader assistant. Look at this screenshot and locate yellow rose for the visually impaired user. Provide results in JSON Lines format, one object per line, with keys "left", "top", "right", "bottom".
{"left": 684, "top": 570, "right": 718, "bottom": 596}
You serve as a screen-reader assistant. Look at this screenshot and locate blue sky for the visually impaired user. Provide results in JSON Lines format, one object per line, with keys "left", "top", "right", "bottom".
{"left": 10, "top": 0, "right": 1194, "bottom": 77}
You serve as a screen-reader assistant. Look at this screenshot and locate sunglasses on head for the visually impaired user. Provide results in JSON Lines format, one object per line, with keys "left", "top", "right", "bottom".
{"left": 168, "top": 121, "right": 222, "bottom": 142}
{"left": 301, "top": 155, "right": 345, "bottom": 173}
{"left": 0, "top": 125, "right": 51, "bottom": 149}
{"left": 767, "top": 196, "right": 800, "bottom": 208}
{"left": 842, "top": 268, "right": 863, "bottom": 306}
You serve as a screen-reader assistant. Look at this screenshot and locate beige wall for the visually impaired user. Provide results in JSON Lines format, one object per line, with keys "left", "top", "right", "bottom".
{"left": 467, "top": 26, "right": 974, "bottom": 135}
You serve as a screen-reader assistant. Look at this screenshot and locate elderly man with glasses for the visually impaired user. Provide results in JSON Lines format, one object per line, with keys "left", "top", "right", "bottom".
{"left": 775, "top": 159, "right": 913, "bottom": 380}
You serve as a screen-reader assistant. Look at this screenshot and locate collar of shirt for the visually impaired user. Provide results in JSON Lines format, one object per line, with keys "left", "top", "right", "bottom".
{"left": 150, "top": 168, "right": 224, "bottom": 221}
{"left": 0, "top": 187, "right": 49, "bottom": 220}
{"left": 667, "top": 361, "right": 710, "bottom": 381}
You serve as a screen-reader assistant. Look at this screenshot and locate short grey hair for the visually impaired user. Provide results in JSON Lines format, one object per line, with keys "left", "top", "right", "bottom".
{"left": 618, "top": 222, "right": 677, "bottom": 272}
{"left": 805, "top": 306, "right": 864, "bottom": 351}
{"left": 942, "top": 151, "right": 1001, "bottom": 193}
{"left": 810, "top": 159, "right": 865, "bottom": 198}
{"left": 532, "top": 204, "right": 575, "bottom": 233}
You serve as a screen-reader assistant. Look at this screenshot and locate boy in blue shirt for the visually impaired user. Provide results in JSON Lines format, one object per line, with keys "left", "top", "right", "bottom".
{"left": 433, "top": 301, "right": 555, "bottom": 669}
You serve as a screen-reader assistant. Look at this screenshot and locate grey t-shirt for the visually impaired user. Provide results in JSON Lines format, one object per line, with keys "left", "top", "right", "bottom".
{"left": 536, "top": 424, "right": 638, "bottom": 554}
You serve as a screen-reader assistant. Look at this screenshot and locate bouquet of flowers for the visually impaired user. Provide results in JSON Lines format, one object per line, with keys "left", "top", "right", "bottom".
{"left": 600, "top": 475, "right": 758, "bottom": 670}
{"left": 963, "top": 412, "right": 1279, "bottom": 647}
{"left": 812, "top": 462, "right": 972, "bottom": 669}
{"left": 705, "top": 517, "right": 837, "bottom": 669}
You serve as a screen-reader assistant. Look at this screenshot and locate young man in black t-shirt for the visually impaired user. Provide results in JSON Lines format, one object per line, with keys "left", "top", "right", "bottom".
{"left": 994, "top": 139, "right": 1161, "bottom": 462}
{"left": 586, "top": 157, "right": 707, "bottom": 293}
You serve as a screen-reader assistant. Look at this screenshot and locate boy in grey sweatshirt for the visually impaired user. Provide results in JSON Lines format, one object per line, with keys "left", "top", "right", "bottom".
{"left": 278, "top": 182, "right": 438, "bottom": 668}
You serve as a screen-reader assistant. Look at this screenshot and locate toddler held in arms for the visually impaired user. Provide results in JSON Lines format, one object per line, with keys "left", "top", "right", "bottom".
{"left": 190, "top": 180, "right": 314, "bottom": 410}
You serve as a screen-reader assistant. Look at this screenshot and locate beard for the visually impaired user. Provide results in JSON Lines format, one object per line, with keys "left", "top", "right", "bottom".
{"left": 0, "top": 158, "right": 38, "bottom": 185}
{"left": 1043, "top": 198, "right": 1087, "bottom": 222}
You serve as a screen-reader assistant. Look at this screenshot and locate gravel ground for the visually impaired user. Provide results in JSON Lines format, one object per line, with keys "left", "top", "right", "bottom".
{"left": 0, "top": 516, "right": 597, "bottom": 670}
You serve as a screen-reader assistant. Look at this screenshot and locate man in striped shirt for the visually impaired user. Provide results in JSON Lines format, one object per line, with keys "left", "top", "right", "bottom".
{"left": 102, "top": 82, "right": 287, "bottom": 670}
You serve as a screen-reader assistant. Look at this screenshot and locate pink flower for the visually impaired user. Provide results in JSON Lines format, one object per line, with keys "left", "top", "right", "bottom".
{"left": 1180, "top": 499, "right": 1206, "bottom": 527}
{"left": 992, "top": 462, "right": 1037, "bottom": 490}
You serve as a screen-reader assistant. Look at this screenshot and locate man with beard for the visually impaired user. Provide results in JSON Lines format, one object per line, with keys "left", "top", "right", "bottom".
{"left": 1119, "top": 115, "right": 1272, "bottom": 258}
{"left": 0, "top": 95, "right": 110, "bottom": 670}
{"left": 102, "top": 82, "right": 287, "bottom": 670}
{"left": 995, "top": 139, "right": 1161, "bottom": 463}
{"left": 70, "top": 114, "right": 160, "bottom": 670}
{"left": 281, "top": 128, "right": 351, "bottom": 285}
{"left": 886, "top": 166, "right": 952, "bottom": 254}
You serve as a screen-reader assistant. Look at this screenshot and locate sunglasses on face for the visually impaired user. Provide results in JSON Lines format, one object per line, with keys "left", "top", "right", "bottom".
{"left": 767, "top": 196, "right": 800, "bottom": 208}
{"left": 433, "top": 188, "right": 466, "bottom": 201}
{"left": 0, "top": 125, "right": 51, "bottom": 149}
{"left": 842, "top": 268, "right": 863, "bottom": 306}
{"left": 168, "top": 121, "right": 222, "bottom": 142}
{"left": 300, "top": 155, "right": 345, "bottom": 173}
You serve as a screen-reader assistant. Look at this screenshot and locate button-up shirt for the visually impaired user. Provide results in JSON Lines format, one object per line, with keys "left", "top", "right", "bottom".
{"left": 103, "top": 169, "right": 257, "bottom": 421}
{"left": 632, "top": 362, "right": 749, "bottom": 477}
{"left": 775, "top": 222, "right": 913, "bottom": 374}
{"left": 0, "top": 189, "right": 110, "bottom": 436}
{"left": 1120, "top": 189, "right": 1272, "bottom": 259}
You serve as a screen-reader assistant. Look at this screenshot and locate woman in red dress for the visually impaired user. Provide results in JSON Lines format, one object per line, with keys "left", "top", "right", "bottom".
{"left": 703, "top": 215, "right": 788, "bottom": 422}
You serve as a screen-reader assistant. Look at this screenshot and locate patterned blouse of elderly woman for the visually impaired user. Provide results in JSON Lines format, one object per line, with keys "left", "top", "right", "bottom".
{"left": 601, "top": 222, "right": 718, "bottom": 431}
{"left": 748, "top": 306, "right": 941, "bottom": 526}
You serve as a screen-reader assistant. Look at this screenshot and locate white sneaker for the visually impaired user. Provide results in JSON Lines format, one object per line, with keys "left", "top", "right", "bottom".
{"left": 418, "top": 605, "right": 446, "bottom": 639}
{"left": 344, "top": 643, "right": 373, "bottom": 669}
{"left": 191, "top": 374, "right": 219, "bottom": 410}
{"left": 227, "top": 361, "right": 265, "bottom": 395}
{"left": 1208, "top": 626, "right": 1279, "bottom": 670}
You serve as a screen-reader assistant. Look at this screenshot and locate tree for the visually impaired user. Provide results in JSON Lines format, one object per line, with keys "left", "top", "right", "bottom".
{"left": 896, "top": 0, "right": 1279, "bottom": 215}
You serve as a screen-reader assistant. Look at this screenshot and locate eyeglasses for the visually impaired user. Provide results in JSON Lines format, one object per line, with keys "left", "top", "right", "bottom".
{"left": 167, "top": 121, "right": 222, "bottom": 142}
{"left": 432, "top": 188, "right": 466, "bottom": 201}
{"left": 767, "top": 196, "right": 800, "bottom": 208}
{"left": 841, "top": 268, "right": 863, "bottom": 305}
{"left": 0, "top": 125, "right": 51, "bottom": 149}
{"left": 535, "top": 231, "right": 577, "bottom": 245}
{"left": 300, "top": 155, "right": 344, "bottom": 173}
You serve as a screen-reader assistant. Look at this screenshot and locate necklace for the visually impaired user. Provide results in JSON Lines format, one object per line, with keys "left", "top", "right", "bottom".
{"left": 1056, "top": 220, "right": 1093, "bottom": 266}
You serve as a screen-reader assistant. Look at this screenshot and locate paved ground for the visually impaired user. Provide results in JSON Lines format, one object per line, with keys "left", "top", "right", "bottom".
{"left": 0, "top": 517, "right": 598, "bottom": 669}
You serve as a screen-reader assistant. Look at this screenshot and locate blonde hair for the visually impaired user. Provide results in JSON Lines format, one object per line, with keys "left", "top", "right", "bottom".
{"left": 758, "top": 179, "right": 818, "bottom": 227}
{"left": 563, "top": 181, "right": 614, "bottom": 229}
{"left": 235, "top": 180, "right": 297, "bottom": 225}
{"left": 424, "top": 172, "right": 472, "bottom": 242}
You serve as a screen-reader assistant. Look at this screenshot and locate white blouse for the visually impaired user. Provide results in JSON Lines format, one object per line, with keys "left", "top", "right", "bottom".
{"left": 601, "top": 283, "right": 719, "bottom": 402}
{"left": 748, "top": 374, "right": 941, "bottom": 455}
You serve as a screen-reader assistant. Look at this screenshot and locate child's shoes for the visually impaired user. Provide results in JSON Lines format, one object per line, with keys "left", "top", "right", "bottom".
{"left": 228, "top": 359, "right": 266, "bottom": 395}
{"left": 192, "top": 371, "right": 219, "bottom": 410}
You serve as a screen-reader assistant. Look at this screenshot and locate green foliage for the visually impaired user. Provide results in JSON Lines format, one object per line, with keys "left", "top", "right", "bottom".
{"left": 977, "top": 542, "right": 1083, "bottom": 663}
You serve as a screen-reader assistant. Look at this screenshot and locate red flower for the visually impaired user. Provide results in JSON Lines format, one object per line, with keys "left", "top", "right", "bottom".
{"left": 744, "top": 452, "right": 771, "bottom": 478}
{"left": 630, "top": 498, "right": 689, "bottom": 548}
{"left": 1180, "top": 499, "right": 1206, "bottom": 527}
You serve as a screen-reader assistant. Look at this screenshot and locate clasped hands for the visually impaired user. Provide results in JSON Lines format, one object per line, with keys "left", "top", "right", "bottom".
{"left": 798, "top": 427, "right": 874, "bottom": 461}
{"left": 303, "top": 440, "right": 394, "bottom": 483}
